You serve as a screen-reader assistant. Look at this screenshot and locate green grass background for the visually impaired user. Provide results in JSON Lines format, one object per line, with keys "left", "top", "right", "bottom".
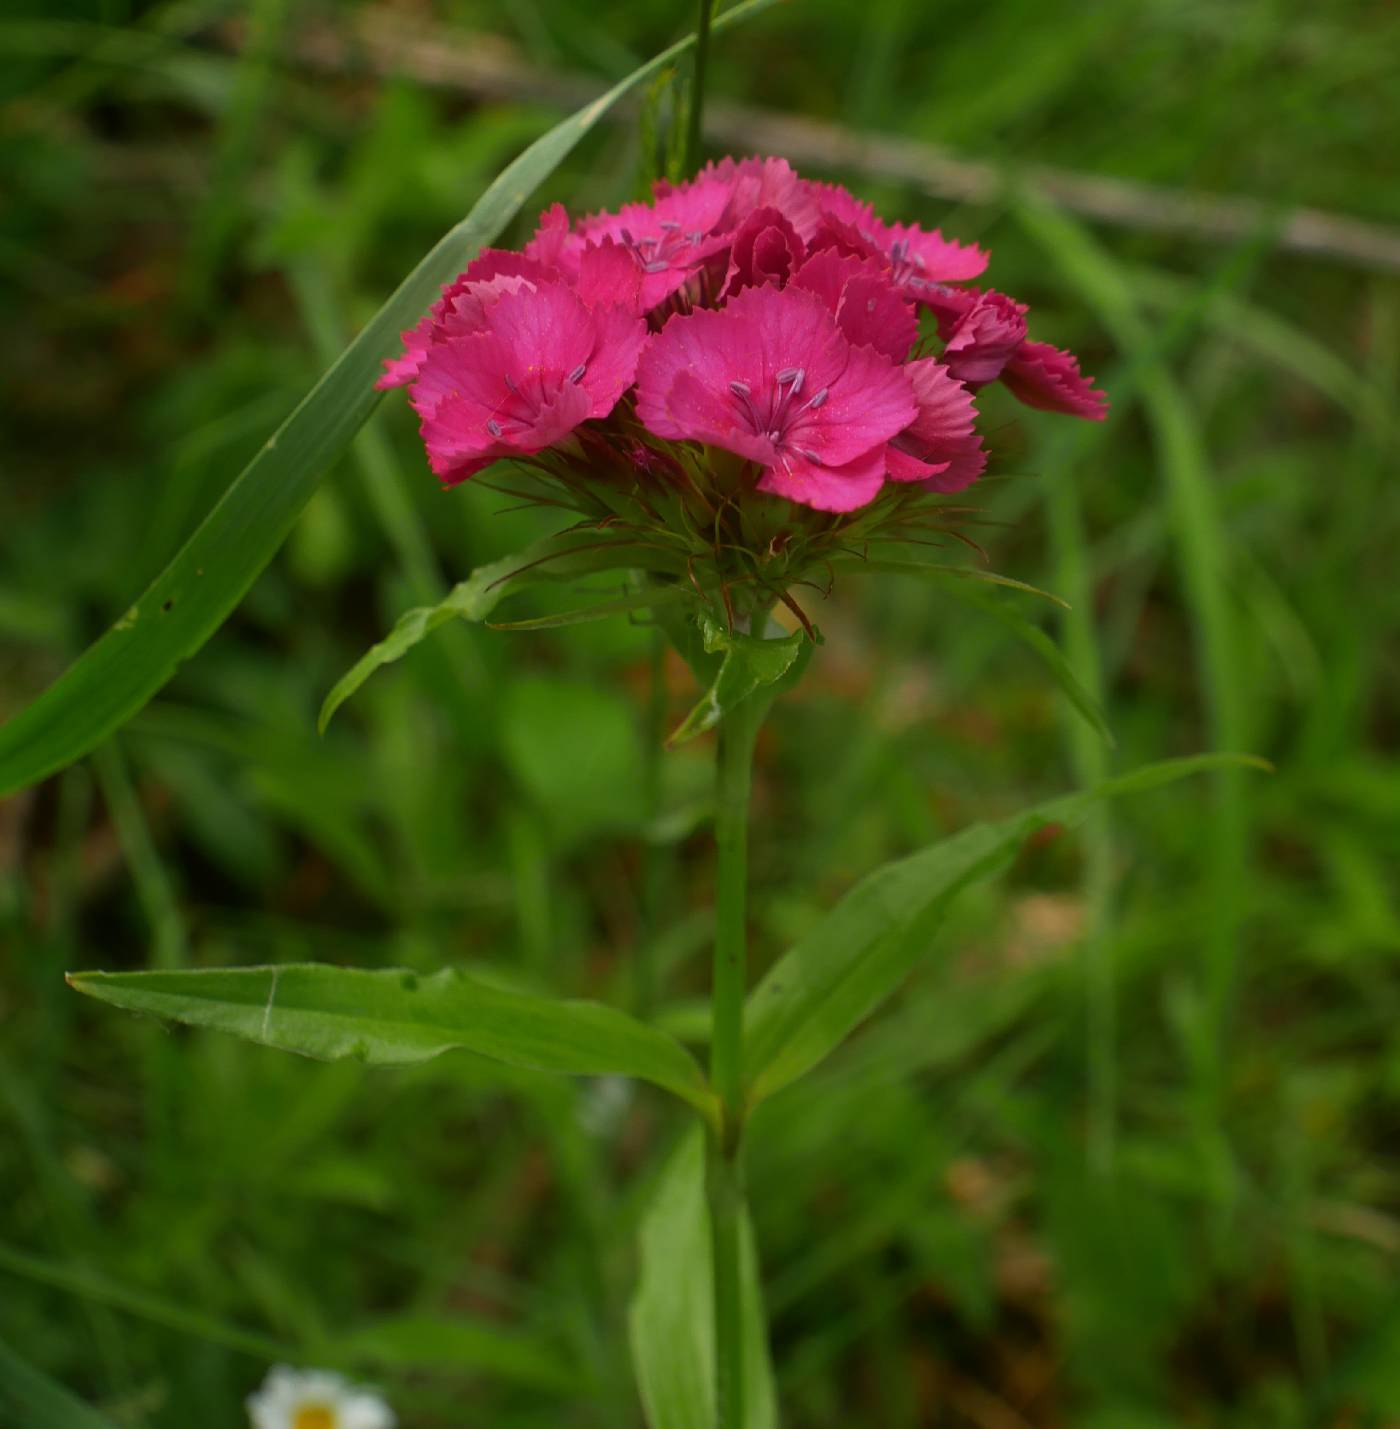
{"left": 2, "top": 1, "right": 1398, "bottom": 1424}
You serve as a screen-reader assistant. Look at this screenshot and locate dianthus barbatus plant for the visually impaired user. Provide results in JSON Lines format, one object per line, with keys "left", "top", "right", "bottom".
{"left": 68, "top": 136, "right": 1252, "bottom": 1426}
{"left": 369, "top": 155, "right": 1105, "bottom": 643}
{"left": 362, "top": 155, "right": 1105, "bottom": 1422}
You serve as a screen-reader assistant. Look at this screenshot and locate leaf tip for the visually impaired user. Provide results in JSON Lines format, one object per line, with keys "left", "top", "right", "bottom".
{"left": 316, "top": 690, "right": 345, "bottom": 736}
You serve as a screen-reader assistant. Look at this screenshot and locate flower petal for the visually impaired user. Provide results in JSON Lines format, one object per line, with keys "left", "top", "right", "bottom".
{"left": 757, "top": 445, "right": 888, "bottom": 512}
{"left": 941, "top": 289, "right": 1028, "bottom": 385}
{"left": 722, "top": 205, "right": 805, "bottom": 296}
{"left": 837, "top": 273, "right": 918, "bottom": 362}
{"left": 575, "top": 240, "right": 643, "bottom": 313}
{"left": 1001, "top": 339, "right": 1109, "bottom": 419}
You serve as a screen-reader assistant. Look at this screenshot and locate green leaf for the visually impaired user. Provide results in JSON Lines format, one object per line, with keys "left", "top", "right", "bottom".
{"left": 629, "top": 1129, "right": 777, "bottom": 1429}
{"left": 837, "top": 558, "right": 1111, "bottom": 745}
{"left": 67, "top": 963, "right": 715, "bottom": 1117}
{"left": 488, "top": 582, "right": 696, "bottom": 631}
{"left": 669, "top": 614, "right": 808, "bottom": 746}
{"left": 0, "top": 1336, "right": 121, "bottom": 1429}
{"left": 318, "top": 530, "right": 672, "bottom": 730}
{"left": 744, "top": 754, "right": 1269, "bottom": 1103}
{"left": 0, "top": 0, "right": 781, "bottom": 796}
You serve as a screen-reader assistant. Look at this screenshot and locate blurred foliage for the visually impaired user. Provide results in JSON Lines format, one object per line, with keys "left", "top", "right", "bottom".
{"left": 1, "top": 1, "right": 1398, "bottom": 1426}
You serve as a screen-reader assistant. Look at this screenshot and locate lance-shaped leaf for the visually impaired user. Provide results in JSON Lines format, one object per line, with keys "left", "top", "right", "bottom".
{"left": 668, "top": 614, "right": 809, "bottom": 747}
{"left": 629, "top": 1129, "right": 777, "bottom": 1429}
{"left": 744, "top": 754, "right": 1269, "bottom": 1103}
{"left": 67, "top": 964, "right": 715, "bottom": 1117}
{"left": 318, "top": 530, "right": 678, "bottom": 731}
{"left": 0, "top": 0, "right": 781, "bottom": 797}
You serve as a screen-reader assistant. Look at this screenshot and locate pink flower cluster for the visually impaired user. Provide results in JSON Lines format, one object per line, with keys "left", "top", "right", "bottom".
{"left": 381, "top": 157, "right": 1106, "bottom": 515}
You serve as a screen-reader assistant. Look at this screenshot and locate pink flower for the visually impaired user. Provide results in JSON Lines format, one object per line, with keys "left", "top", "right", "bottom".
{"left": 805, "top": 181, "right": 989, "bottom": 294}
{"left": 377, "top": 249, "right": 549, "bottom": 390}
{"left": 687, "top": 155, "right": 821, "bottom": 240}
{"left": 409, "top": 282, "right": 645, "bottom": 486}
{"left": 522, "top": 201, "right": 576, "bottom": 272}
{"left": 722, "top": 206, "right": 806, "bottom": 297}
{"left": 635, "top": 284, "right": 917, "bottom": 513}
{"left": 1001, "top": 340, "right": 1108, "bottom": 420}
{"left": 931, "top": 286, "right": 1029, "bottom": 386}
{"left": 574, "top": 239, "right": 645, "bottom": 313}
{"left": 885, "top": 358, "right": 986, "bottom": 492}
{"left": 790, "top": 249, "right": 918, "bottom": 363}
{"left": 575, "top": 178, "right": 736, "bottom": 311}
{"left": 927, "top": 286, "right": 1108, "bottom": 419}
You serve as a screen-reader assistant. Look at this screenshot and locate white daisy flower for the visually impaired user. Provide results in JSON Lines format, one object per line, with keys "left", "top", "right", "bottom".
{"left": 246, "top": 1365, "right": 396, "bottom": 1429}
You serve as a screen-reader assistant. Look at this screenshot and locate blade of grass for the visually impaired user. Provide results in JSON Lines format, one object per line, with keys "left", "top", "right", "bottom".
{"left": 91, "top": 741, "right": 186, "bottom": 971}
{"left": 286, "top": 261, "right": 489, "bottom": 727}
{"left": 1041, "top": 454, "right": 1118, "bottom": 1174}
{"left": 0, "top": 0, "right": 780, "bottom": 797}
{"left": 1014, "top": 193, "right": 1252, "bottom": 1149}
{"left": 180, "top": 0, "right": 289, "bottom": 315}
{"left": 0, "top": 1241, "right": 287, "bottom": 1360}
{"left": 0, "top": 1335, "right": 122, "bottom": 1429}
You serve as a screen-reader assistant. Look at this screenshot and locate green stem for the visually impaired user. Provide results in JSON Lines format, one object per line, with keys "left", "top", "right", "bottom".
{"left": 685, "top": 0, "right": 715, "bottom": 176}
{"left": 708, "top": 690, "right": 766, "bottom": 1427}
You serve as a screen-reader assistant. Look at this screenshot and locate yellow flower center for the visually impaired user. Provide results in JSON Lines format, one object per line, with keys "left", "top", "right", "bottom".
{"left": 293, "top": 1407, "right": 337, "bottom": 1429}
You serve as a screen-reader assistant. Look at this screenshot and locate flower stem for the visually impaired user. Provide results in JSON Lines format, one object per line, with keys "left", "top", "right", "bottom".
{"left": 708, "top": 690, "right": 766, "bottom": 1428}
{"left": 685, "top": 0, "right": 715, "bottom": 177}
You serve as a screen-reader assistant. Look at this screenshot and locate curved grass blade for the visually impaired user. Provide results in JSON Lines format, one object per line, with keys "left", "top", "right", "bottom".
{"left": 67, "top": 963, "right": 714, "bottom": 1117}
{"left": 839, "top": 559, "right": 1111, "bottom": 746}
{"left": 744, "top": 754, "right": 1270, "bottom": 1104}
{"left": 1012, "top": 194, "right": 1251, "bottom": 1085}
{"left": 0, "top": 0, "right": 780, "bottom": 797}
